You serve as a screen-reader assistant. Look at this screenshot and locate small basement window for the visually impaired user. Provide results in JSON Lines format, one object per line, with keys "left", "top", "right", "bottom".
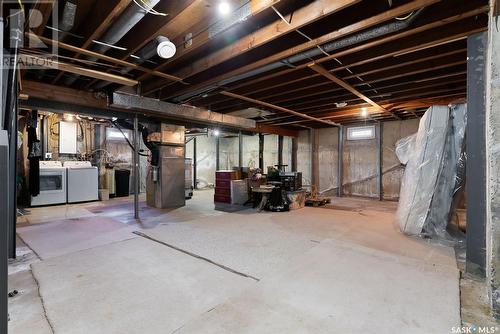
{"left": 106, "top": 127, "right": 130, "bottom": 141}
{"left": 347, "top": 125, "right": 376, "bottom": 141}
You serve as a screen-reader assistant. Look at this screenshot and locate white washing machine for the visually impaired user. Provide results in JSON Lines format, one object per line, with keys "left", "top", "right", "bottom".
{"left": 64, "top": 161, "right": 99, "bottom": 203}
{"left": 31, "top": 161, "right": 67, "bottom": 206}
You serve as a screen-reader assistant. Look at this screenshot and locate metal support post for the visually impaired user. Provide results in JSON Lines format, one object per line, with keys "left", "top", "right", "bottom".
{"left": 216, "top": 136, "right": 220, "bottom": 171}
{"left": 377, "top": 122, "right": 383, "bottom": 201}
{"left": 133, "top": 115, "right": 139, "bottom": 219}
{"left": 338, "top": 126, "right": 344, "bottom": 197}
{"left": 238, "top": 131, "right": 243, "bottom": 168}
{"left": 259, "top": 133, "right": 264, "bottom": 170}
{"left": 193, "top": 137, "right": 197, "bottom": 189}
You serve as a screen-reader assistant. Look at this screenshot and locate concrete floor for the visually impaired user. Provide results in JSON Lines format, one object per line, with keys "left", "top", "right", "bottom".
{"left": 9, "top": 190, "right": 465, "bottom": 333}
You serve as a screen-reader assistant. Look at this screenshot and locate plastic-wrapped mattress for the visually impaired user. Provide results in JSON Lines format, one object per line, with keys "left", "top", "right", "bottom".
{"left": 395, "top": 104, "right": 466, "bottom": 240}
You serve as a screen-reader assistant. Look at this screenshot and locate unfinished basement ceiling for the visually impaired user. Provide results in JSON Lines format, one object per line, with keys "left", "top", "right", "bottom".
{"left": 22, "top": 0, "right": 488, "bottom": 130}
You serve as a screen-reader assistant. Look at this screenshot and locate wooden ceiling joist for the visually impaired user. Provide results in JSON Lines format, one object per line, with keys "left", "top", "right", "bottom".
{"left": 19, "top": 54, "right": 138, "bottom": 86}
{"left": 137, "top": 0, "right": 282, "bottom": 83}
{"left": 203, "top": 47, "right": 466, "bottom": 111}
{"left": 147, "top": 0, "right": 443, "bottom": 97}
{"left": 220, "top": 91, "right": 339, "bottom": 127}
{"left": 30, "top": 33, "right": 183, "bottom": 83}
{"left": 51, "top": 0, "right": 133, "bottom": 84}
{"left": 143, "top": 0, "right": 361, "bottom": 95}
{"left": 309, "top": 63, "right": 399, "bottom": 119}
{"left": 160, "top": 3, "right": 487, "bottom": 102}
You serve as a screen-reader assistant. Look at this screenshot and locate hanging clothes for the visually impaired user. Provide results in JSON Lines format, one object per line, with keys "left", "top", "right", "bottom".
{"left": 27, "top": 112, "right": 41, "bottom": 197}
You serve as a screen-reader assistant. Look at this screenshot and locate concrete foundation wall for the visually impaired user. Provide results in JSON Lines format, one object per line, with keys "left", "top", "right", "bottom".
{"left": 382, "top": 119, "right": 420, "bottom": 200}
{"left": 283, "top": 136, "right": 293, "bottom": 169}
{"left": 318, "top": 128, "right": 339, "bottom": 196}
{"left": 219, "top": 137, "right": 239, "bottom": 170}
{"left": 185, "top": 120, "right": 417, "bottom": 199}
{"left": 264, "top": 134, "right": 278, "bottom": 171}
{"left": 486, "top": 7, "right": 500, "bottom": 318}
{"left": 191, "top": 135, "right": 217, "bottom": 187}
{"left": 343, "top": 129, "right": 378, "bottom": 198}
{"left": 242, "top": 135, "right": 259, "bottom": 168}
{"left": 297, "top": 130, "right": 312, "bottom": 187}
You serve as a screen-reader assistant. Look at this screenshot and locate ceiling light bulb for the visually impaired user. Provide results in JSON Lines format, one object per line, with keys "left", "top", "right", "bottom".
{"left": 218, "top": 1, "right": 231, "bottom": 15}
{"left": 361, "top": 108, "right": 368, "bottom": 117}
{"left": 213, "top": 129, "right": 220, "bottom": 137}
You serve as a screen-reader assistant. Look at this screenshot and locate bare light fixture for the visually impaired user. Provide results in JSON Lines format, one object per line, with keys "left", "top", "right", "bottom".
{"left": 218, "top": 1, "right": 231, "bottom": 15}
{"left": 213, "top": 129, "right": 220, "bottom": 137}
{"left": 361, "top": 107, "right": 368, "bottom": 117}
{"left": 156, "top": 36, "right": 176, "bottom": 59}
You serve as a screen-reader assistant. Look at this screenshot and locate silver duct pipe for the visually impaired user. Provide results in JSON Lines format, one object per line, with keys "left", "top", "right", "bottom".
{"left": 172, "top": 8, "right": 425, "bottom": 103}
{"left": 64, "top": 0, "right": 161, "bottom": 85}
{"left": 37, "top": 1, "right": 77, "bottom": 80}
{"left": 59, "top": 1, "right": 77, "bottom": 32}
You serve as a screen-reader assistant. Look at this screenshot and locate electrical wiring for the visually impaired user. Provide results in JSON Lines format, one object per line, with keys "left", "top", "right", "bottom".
{"left": 110, "top": 121, "right": 149, "bottom": 157}
{"left": 395, "top": 11, "right": 414, "bottom": 21}
{"left": 17, "top": 0, "right": 25, "bottom": 15}
{"left": 132, "top": 0, "right": 168, "bottom": 16}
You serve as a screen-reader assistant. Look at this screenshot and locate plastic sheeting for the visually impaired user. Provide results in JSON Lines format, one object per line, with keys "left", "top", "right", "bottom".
{"left": 395, "top": 104, "right": 467, "bottom": 243}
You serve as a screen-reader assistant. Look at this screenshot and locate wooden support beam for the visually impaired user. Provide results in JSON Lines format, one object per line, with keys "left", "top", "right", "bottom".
{"left": 21, "top": 80, "right": 108, "bottom": 109}
{"left": 220, "top": 91, "right": 339, "bottom": 127}
{"left": 19, "top": 54, "right": 138, "bottom": 86}
{"left": 251, "top": 124, "right": 299, "bottom": 137}
{"left": 20, "top": 81, "right": 295, "bottom": 136}
{"left": 52, "top": 0, "right": 132, "bottom": 84}
{"left": 29, "top": 33, "right": 184, "bottom": 83}
{"left": 308, "top": 63, "right": 399, "bottom": 119}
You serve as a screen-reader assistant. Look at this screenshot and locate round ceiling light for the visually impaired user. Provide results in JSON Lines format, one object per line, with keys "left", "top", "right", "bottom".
{"left": 157, "top": 38, "right": 176, "bottom": 59}
{"left": 218, "top": 1, "right": 231, "bottom": 15}
{"left": 361, "top": 107, "right": 368, "bottom": 117}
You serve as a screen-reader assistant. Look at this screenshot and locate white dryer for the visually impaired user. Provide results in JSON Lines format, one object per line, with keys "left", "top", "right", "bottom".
{"left": 64, "top": 161, "right": 99, "bottom": 203}
{"left": 31, "top": 161, "right": 67, "bottom": 206}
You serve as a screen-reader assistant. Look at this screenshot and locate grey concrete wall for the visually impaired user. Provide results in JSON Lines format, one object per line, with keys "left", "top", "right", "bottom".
{"left": 242, "top": 135, "right": 259, "bottom": 168}
{"left": 185, "top": 121, "right": 417, "bottom": 199}
{"left": 342, "top": 125, "right": 378, "bottom": 198}
{"left": 283, "top": 136, "right": 293, "bottom": 169}
{"left": 382, "top": 119, "right": 420, "bottom": 200}
{"left": 292, "top": 120, "right": 417, "bottom": 199}
{"left": 264, "top": 134, "right": 278, "bottom": 171}
{"left": 486, "top": 8, "right": 500, "bottom": 318}
{"left": 297, "top": 130, "right": 312, "bottom": 187}
{"left": 189, "top": 135, "right": 217, "bottom": 187}
{"left": 318, "top": 127, "right": 339, "bottom": 196}
{"left": 219, "top": 136, "right": 239, "bottom": 170}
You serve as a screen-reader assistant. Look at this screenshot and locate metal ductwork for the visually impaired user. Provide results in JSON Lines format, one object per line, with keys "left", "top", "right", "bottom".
{"left": 111, "top": 92, "right": 256, "bottom": 129}
{"left": 59, "top": 1, "right": 77, "bottom": 32}
{"left": 37, "top": 1, "right": 77, "bottom": 80}
{"left": 172, "top": 8, "right": 425, "bottom": 103}
{"left": 64, "top": 0, "right": 161, "bottom": 85}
